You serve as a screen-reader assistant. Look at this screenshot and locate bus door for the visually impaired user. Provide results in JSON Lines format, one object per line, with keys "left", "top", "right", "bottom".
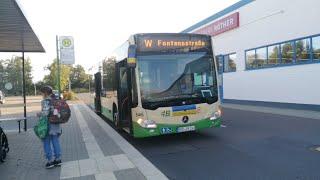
{"left": 115, "top": 60, "right": 131, "bottom": 128}
{"left": 94, "top": 72, "right": 102, "bottom": 114}
{"left": 216, "top": 55, "right": 224, "bottom": 102}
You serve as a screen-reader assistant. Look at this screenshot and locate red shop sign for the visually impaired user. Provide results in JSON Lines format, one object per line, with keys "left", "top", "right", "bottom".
{"left": 195, "top": 12, "right": 239, "bottom": 36}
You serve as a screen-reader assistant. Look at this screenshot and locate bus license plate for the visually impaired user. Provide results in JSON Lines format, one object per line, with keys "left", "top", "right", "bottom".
{"left": 177, "top": 126, "right": 195, "bottom": 133}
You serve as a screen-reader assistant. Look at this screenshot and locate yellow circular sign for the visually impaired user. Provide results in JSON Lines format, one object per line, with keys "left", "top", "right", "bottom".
{"left": 62, "top": 38, "right": 72, "bottom": 47}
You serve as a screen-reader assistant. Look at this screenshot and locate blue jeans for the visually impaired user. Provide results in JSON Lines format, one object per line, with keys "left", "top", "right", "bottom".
{"left": 43, "top": 135, "right": 61, "bottom": 161}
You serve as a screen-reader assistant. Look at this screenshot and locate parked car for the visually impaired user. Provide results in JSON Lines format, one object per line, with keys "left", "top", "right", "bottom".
{"left": 52, "top": 90, "right": 63, "bottom": 99}
{"left": 0, "top": 90, "right": 5, "bottom": 104}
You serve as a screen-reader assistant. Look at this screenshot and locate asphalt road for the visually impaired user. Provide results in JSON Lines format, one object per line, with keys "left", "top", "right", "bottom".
{"left": 76, "top": 94, "right": 320, "bottom": 179}
{"left": 0, "top": 96, "right": 41, "bottom": 131}
{"left": 119, "top": 108, "right": 320, "bottom": 180}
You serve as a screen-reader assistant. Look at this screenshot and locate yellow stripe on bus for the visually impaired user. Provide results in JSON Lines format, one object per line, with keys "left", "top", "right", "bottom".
{"left": 172, "top": 109, "right": 197, "bottom": 116}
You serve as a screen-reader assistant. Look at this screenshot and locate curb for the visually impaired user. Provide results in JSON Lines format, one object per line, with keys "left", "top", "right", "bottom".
{"left": 82, "top": 104, "right": 168, "bottom": 180}
{"left": 222, "top": 103, "right": 320, "bottom": 120}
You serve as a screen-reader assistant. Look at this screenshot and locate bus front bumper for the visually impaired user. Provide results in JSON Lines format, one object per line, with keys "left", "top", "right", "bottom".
{"left": 132, "top": 118, "right": 222, "bottom": 138}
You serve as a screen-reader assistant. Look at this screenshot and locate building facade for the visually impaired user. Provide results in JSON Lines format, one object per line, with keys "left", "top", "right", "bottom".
{"left": 182, "top": 0, "right": 320, "bottom": 107}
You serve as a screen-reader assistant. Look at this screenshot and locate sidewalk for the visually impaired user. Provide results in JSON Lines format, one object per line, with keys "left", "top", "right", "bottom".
{"left": 222, "top": 103, "right": 320, "bottom": 120}
{"left": 0, "top": 102, "right": 167, "bottom": 180}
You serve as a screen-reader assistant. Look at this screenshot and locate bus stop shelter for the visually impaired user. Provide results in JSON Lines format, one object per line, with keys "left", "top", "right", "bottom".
{"left": 0, "top": 0, "right": 45, "bottom": 131}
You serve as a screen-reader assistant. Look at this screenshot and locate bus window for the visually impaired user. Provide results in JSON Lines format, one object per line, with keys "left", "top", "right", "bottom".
{"left": 120, "top": 67, "right": 127, "bottom": 92}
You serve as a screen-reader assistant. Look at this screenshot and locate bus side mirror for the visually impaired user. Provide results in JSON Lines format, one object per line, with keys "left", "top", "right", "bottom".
{"left": 127, "top": 45, "right": 137, "bottom": 68}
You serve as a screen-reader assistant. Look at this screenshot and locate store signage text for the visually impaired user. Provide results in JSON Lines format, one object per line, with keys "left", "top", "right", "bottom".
{"left": 195, "top": 12, "right": 239, "bottom": 36}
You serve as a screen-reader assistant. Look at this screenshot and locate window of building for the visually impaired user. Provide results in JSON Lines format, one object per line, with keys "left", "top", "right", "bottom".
{"left": 222, "top": 53, "right": 236, "bottom": 72}
{"left": 223, "top": 55, "right": 229, "bottom": 72}
{"left": 268, "top": 45, "right": 280, "bottom": 65}
{"left": 280, "top": 42, "right": 294, "bottom": 64}
{"left": 245, "top": 34, "right": 320, "bottom": 70}
{"left": 229, "top": 53, "right": 237, "bottom": 72}
{"left": 215, "top": 56, "right": 224, "bottom": 73}
{"left": 312, "top": 36, "right": 320, "bottom": 60}
{"left": 256, "top": 47, "right": 267, "bottom": 67}
{"left": 296, "top": 38, "right": 311, "bottom": 62}
{"left": 246, "top": 50, "right": 255, "bottom": 69}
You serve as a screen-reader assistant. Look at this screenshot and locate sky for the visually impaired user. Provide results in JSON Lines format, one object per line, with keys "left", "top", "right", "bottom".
{"left": 11, "top": 0, "right": 238, "bottom": 82}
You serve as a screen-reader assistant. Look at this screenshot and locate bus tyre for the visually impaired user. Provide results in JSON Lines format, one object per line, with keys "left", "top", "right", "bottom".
{"left": 0, "top": 135, "right": 5, "bottom": 162}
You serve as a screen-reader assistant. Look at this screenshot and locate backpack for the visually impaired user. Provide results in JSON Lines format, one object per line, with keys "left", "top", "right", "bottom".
{"left": 0, "top": 126, "right": 9, "bottom": 162}
{"left": 34, "top": 116, "right": 49, "bottom": 139}
{"left": 49, "top": 98, "right": 71, "bottom": 124}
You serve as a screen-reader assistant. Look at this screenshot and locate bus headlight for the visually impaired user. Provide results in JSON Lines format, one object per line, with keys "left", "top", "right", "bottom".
{"left": 210, "top": 108, "right": 222, "bottom": 121}
{"left": 137, "top": 119, "right": 157, "bottom": 129}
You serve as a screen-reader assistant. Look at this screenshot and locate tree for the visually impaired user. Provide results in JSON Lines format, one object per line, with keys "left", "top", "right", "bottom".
{"left": 281, "top": 43, "right": 293, "bottom": 63}
{"left": 70, "top": 65, "right": 89, "bottom": 92}
{"left": 43, "top": 59, "right": 71, "bottom": 91}
{"left": 269, "top": 46, "right": 279, "bottom": 64}
{"left": 102, "top": 57, "right": 116, "bottom": 91}
{"left": 0, "top": 56, "right": 34, "bottom": 96}
{"left": 35, "top": 80, "right": 46, "bottom": 95}
{"left": 0, "top": 60, "right": 5, "bottom": 91}
{"left": 296, "top": 40, "right": 310, "bottom": 60}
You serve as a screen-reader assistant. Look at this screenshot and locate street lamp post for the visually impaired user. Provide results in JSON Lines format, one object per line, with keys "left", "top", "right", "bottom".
{"left": 88, "top": 75, "right": 91, "bottom": 93}
{"left": 88, "top": 66, "right": 94, "bottom": 94}
{"left": 34, "top": 83, "right": 36, "bottom": 96}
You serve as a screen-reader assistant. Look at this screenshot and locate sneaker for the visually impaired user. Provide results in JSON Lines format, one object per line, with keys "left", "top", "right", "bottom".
{"left": 53, "top": 159, "right": 62, "bottom": 166}
{"left": 45, "top": 161, "right": 54, "bottom": 169}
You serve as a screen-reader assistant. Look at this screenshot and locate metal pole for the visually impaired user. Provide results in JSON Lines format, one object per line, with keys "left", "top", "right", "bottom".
{"left": 22, "top": 52, "right": 27, "bottom": 131}
{"left": 34, "top": 83, "right": 36, "bottom": 96}
{"left": 88, "top": 75, "right": 91, "bottom": 93}
{"left": 68, "top": 76, "right": 71, "bottom": 92}
{"left": 56, "top": 35, "right": 61, "bottom": 99}
{"left": 100, "top": 62, "right": 104, "bottom": 90}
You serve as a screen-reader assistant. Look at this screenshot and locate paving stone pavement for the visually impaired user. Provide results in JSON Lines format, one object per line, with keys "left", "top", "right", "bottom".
{"left": 0, "top": 103, "right": 168, "bottom": 180}
{"left": 78, "top": 106, "right": 124, "bottom": 157}
{"left": 0, "top": 105, "right": 88, "bottom": 180}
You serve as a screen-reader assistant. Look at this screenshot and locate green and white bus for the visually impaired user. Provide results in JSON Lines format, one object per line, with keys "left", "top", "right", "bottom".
{"left": 93, "top": 33, "right": 222, "bottom": 138}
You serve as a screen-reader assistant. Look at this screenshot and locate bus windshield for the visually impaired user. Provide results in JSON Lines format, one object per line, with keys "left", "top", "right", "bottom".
{"left": 137, "top": 52, "right": 218, "bottom": 109}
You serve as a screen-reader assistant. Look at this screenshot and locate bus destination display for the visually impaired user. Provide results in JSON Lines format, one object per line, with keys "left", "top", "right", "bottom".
{"left": 136, "top": 34, "right": 211, "bottom": 53}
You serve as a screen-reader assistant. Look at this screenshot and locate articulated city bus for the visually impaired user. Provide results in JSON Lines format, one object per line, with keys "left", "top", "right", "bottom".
{"left": 93, "top": 33, "right": 222, "bottom": 138}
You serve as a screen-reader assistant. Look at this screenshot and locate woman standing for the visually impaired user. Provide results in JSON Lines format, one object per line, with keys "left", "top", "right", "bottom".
{"left": 38, "top": 86, "right": 62, "bottom": 169}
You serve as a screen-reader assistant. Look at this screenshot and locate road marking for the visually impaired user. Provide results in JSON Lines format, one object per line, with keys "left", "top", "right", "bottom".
{"left": 221, "top": 124, "right": 227, "bottom": 128}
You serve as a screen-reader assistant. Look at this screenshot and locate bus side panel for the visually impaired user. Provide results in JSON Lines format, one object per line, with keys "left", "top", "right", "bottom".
{"left": 100, "top": 58, "right": 118, "bottom": 122}
{"left": 100, "top": 95, "right": 115, "bottom": 121}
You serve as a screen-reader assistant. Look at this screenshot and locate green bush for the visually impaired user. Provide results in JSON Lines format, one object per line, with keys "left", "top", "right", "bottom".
{"left": 63, "top": 91, "right": 77, "bottom": 100}
{"left": 73, "top": 88, "right": 89, "bottom": 93}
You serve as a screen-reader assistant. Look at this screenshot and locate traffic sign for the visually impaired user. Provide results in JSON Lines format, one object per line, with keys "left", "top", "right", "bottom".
{"left": 59, "top": 36, "right": 75, "bottom": 65}
{"left": 5, "top": 82, "right": 12, "bottom": 90}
